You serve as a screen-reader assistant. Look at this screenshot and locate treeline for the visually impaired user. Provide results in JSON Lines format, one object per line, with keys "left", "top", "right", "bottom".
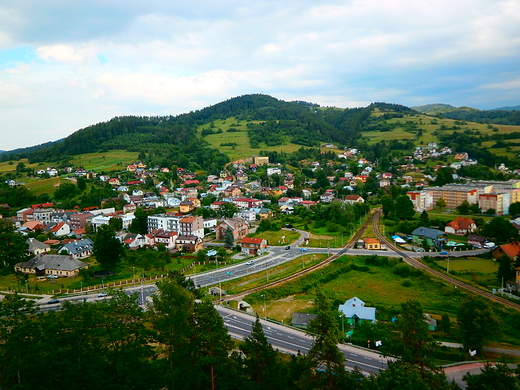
{"left": 443, "top": 108, "right": 520, "bottom": 125}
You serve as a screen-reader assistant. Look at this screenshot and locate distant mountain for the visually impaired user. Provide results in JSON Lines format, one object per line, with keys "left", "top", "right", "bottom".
{"left": 413, "top": 103, "right": 520, "bottom": 125}
{"left": 491, "top": 105, "right": 520, "bottom": 111}
{"left": 412, "top": 103, "right": 455, "bottom": 115}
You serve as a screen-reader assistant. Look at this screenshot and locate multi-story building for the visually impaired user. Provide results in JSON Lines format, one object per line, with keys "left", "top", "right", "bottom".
{"left": 32, "top": 208, "right": 55, "bottom": 224}
{"left": 406, "top": 191, "right": 434, "bottom": 212}
{"left": 179, "top": 216, "right": 204, "bottom": 238}
{"left": 69, "top": 212, "right": 94, "bottom": 230}
{"left": 479, "top": 193, "right": 508, "bottom": 215}
{"left": 147, "top": 214, "right": 181, "bottom": 233}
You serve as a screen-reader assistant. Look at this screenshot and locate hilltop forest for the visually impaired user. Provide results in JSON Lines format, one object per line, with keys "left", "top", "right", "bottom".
{"left": 3, "top": 94, "right": 520, "bottom": 177}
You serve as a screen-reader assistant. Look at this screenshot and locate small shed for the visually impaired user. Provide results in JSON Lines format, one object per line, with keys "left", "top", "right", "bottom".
{"left": 291, "top": 312, "right": 318, "bottom": 329}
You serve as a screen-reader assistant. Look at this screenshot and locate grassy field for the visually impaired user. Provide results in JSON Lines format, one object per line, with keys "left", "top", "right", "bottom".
{"left": 199, "top": 118, "right": 320, "bottom": 161}
{"left": 69, "top": 150, "right": 138, "bottom": 172}
{"left": 247, "top": 230, "right": 300, "bottom": 246}
{"left": 433, "top": 258, "right": 500, "bottom": 288}
{"left": 361, "top": 113, "right": 520, "bottom": 147}
{"left": 220, "top": 253, "right": 326, "bottom": 296}
{"left": 242, "top": 255, "right": 469, "bottom": 325}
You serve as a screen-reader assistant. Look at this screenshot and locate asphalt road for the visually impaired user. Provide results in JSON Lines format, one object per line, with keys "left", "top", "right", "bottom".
{"left": 216, "top": 305, "right": 389, "bottom": 375}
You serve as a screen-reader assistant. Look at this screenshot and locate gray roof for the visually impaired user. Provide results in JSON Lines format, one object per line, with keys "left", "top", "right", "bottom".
{"left": 58, "top": 238, "right": 94, "bottom": 255}
{"left": 338, "top": 297, "right": 376, "bottom": 322}
{"left": 26, "top": 238, "right": 50, "bottom": 252}
{"left": 16, "top": 254, "right": 87, "bottom": 272}
{"left": 411, "top": 227, "right": 445, "bottom": 240}
{"left": 291, "top": 312, "right": 318, "bottom": 327}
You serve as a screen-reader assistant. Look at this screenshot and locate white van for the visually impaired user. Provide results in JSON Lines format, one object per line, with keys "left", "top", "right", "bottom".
{"left": 483, "top": 242, "right": 495, "bottom": 249}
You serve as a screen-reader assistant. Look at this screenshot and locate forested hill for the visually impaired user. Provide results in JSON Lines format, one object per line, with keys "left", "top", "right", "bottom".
{"left": 413, "top": 104, "right": 520, "bottom": 125}
{"left": 1, "top": 94, "right": 415, "bottom": 165}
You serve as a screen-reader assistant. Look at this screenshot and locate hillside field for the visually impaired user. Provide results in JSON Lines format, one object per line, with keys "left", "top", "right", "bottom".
{"left": 198, "top": 117, "right": 336, "bottom": 161}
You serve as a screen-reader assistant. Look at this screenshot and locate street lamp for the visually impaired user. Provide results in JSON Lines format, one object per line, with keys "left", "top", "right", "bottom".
{"left": 265, "top": 261, "right": 269, "bottom": 283}
{"left": 80, "top": 281, "right": 83, "bottom": 292}
{"left": 261, "top": 294, "right": 266, "bottom": 319}
{"left": 132, "top": 267, "right": 135, "bottom": 285}
{"left": 25, "top": 279, "right": 28, "bottom": 294}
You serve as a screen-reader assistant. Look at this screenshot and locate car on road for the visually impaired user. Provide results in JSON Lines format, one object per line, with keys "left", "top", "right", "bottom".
{"left": 97, "top": 292, "right": 108, "bottom": 297}
{"left": 246, "top": 260, "right": 254, "bottom": 265}
{"left": 226, "top": 272, "right": 233, "bottom": 276}
{"left": 285, "top": 245, "right": 291, "bottom": 250}
{"left": 439, "top": 251, "right": 448, "bottom": 255}
{"left": 47, "top": 299, "right": 60, "bottom": 304}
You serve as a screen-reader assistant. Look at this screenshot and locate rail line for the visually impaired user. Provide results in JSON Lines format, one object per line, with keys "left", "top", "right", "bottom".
{"left": 371, "top": 208, "right": 520, "bottom": 311}
{"left": 225, "top": 213, "right": 374, "bottom": 301}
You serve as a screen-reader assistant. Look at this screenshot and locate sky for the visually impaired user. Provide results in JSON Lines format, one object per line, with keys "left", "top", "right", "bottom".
{"left": 1, "top": 0, "right": 520, "bottom": 151}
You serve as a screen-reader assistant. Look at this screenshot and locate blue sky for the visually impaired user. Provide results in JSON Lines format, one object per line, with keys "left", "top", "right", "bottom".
{"left": 1, "top": 0, "right": 519, "bottom": 150}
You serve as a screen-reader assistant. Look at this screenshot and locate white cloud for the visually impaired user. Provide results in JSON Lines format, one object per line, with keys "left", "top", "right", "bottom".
{"left": 0, "top": 0, "right": 520, "bottom": 149}
{"left": 37, "top": 45, "right": 87, "bottom": 64}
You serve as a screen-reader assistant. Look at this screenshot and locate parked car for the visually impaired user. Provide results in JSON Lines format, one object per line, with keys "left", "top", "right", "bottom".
{"left": 483, "top": 242, "right": 495, "bottom": 249}
{"left": 246, "top": 260, "right": 254, "bottom": 265}
{"left": 47, "top": 299, "right": 60, "bottom": 304}
{"left": 47, "top": 275, "right": 58, "bottom": 279}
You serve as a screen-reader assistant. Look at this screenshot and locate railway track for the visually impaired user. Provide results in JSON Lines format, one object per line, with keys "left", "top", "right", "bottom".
{"left": 225, "top": 213, "right": 374, "bottom": 301}
{"left": 371, "top": 209, "right": 520, "bottom": 311}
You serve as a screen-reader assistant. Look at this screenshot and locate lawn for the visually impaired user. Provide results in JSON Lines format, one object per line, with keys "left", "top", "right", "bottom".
{"left": 433, "top": 258, "right": 500, "bottom": 289}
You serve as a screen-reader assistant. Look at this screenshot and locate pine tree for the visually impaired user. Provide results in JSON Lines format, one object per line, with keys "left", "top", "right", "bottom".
{"left": 192, "top": 301, "right": 238, "bottom": 390}
{"left": 240, "top": 315, "right": 286, "bottom": 389}
{"left": 301, "top": 289, "right": 346, "bottom": 389}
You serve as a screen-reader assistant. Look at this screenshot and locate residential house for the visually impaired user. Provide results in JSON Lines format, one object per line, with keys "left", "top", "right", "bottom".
{"left": 26, "top": 238, "right": 51, "bottom": 255}
{"left": 444, "top": 217, "right": 477, "bottom": 235}
{"left": 179, "top": 199, "right": 196, "bottom": 213}
{"left": 176, "top": 235, "right": 203, "bottom": 252}
{"left": 149, "top": 229, "right": 178, "bottom": 250}
{"left": 57, "top": 238, "right": 94, "bottom": 259}
{"left": 492, "top": 242, "right": 520, "bottom": 261}
{"left": 215, "top": 218, "right": 249, "bottom": 242}
{"left": 43, "top": 222, "right": 71, "bottom": 237}
{"left": 411, "top": 227, "right": 446, "bottom": 249}
{"left": 240, "top": 237, "right": 268, "bottom": 255}
{"left": 233, "top": 198, "right": 264, "bottom": 209}
{"left": 15, "top": 254, "right": 88, "bottom": 277}
{"left": 338, "top": 297, "right": 376, "bottom": 325}
{"left": 344, "top": 195, "right": 365, "bottom": 204}
{"left": 363, "top": 238, "right": 381, "bottom": 250}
